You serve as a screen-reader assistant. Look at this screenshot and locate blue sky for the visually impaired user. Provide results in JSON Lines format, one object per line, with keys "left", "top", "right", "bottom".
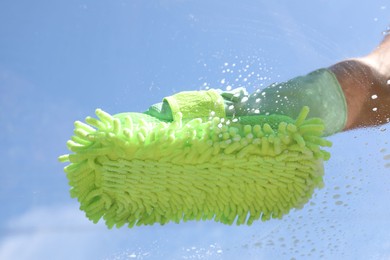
{"left": 0, "top": 0, "right": 389, "bottom": 259}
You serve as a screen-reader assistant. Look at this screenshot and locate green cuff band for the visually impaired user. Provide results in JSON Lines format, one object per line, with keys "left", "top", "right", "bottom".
{"left": 163, "top": 89, "right": 226, "bottom": 121}
{"left": 257, "top": 69, "right": 348, "bottom": 136}
{"left": 221, "top": 69, "right": 348, "bottom": 136}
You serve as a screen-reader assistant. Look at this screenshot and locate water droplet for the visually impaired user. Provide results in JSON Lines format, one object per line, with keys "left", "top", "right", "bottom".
{"left": 372, "top": 107, "right": 378, "bottom": 111}
{"left": 220, "top": 78, "right": 226, "bottom": 84}
{"left": 371, "top": 94, "right": 378, "bottom": 99}
{"left": 241, "top": 96, "right": 249, "bottom": 103}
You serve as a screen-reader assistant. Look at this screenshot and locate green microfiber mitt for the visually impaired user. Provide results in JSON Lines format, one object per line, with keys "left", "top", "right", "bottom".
{"left": 59, "top": 106, "right": 332, "bottom": 228}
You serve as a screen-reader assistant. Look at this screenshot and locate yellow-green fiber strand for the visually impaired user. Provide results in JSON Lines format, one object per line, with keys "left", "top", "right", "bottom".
{"left": 60, "top": 106, "right": 332, "bottom": 228}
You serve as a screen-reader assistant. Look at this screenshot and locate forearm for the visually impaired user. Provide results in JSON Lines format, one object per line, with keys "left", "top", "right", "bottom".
{"left": 329, "top": 35, "right": 390, "bottom": 131}
{"left": 328, "top": 60, "right": 390, "bottom": 130}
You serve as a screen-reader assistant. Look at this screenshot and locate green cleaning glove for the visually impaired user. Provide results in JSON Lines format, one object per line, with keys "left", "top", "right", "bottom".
{"left": 60, "top": 69, "right": 338, "bottom": 228}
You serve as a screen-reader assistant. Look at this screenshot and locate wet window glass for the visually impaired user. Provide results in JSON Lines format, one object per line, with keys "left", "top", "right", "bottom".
{"left": 1, "top": 1, "right": 389, "bottom": 259}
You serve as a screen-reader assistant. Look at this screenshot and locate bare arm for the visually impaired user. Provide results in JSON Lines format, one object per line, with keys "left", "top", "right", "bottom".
{"left": 328, "top": 34, "right": 390, "bottom": 131}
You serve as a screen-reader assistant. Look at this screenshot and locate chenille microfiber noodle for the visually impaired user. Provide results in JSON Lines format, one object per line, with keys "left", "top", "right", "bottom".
{"left": 59, "top": 106, "right": 331, "bottom": 228}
